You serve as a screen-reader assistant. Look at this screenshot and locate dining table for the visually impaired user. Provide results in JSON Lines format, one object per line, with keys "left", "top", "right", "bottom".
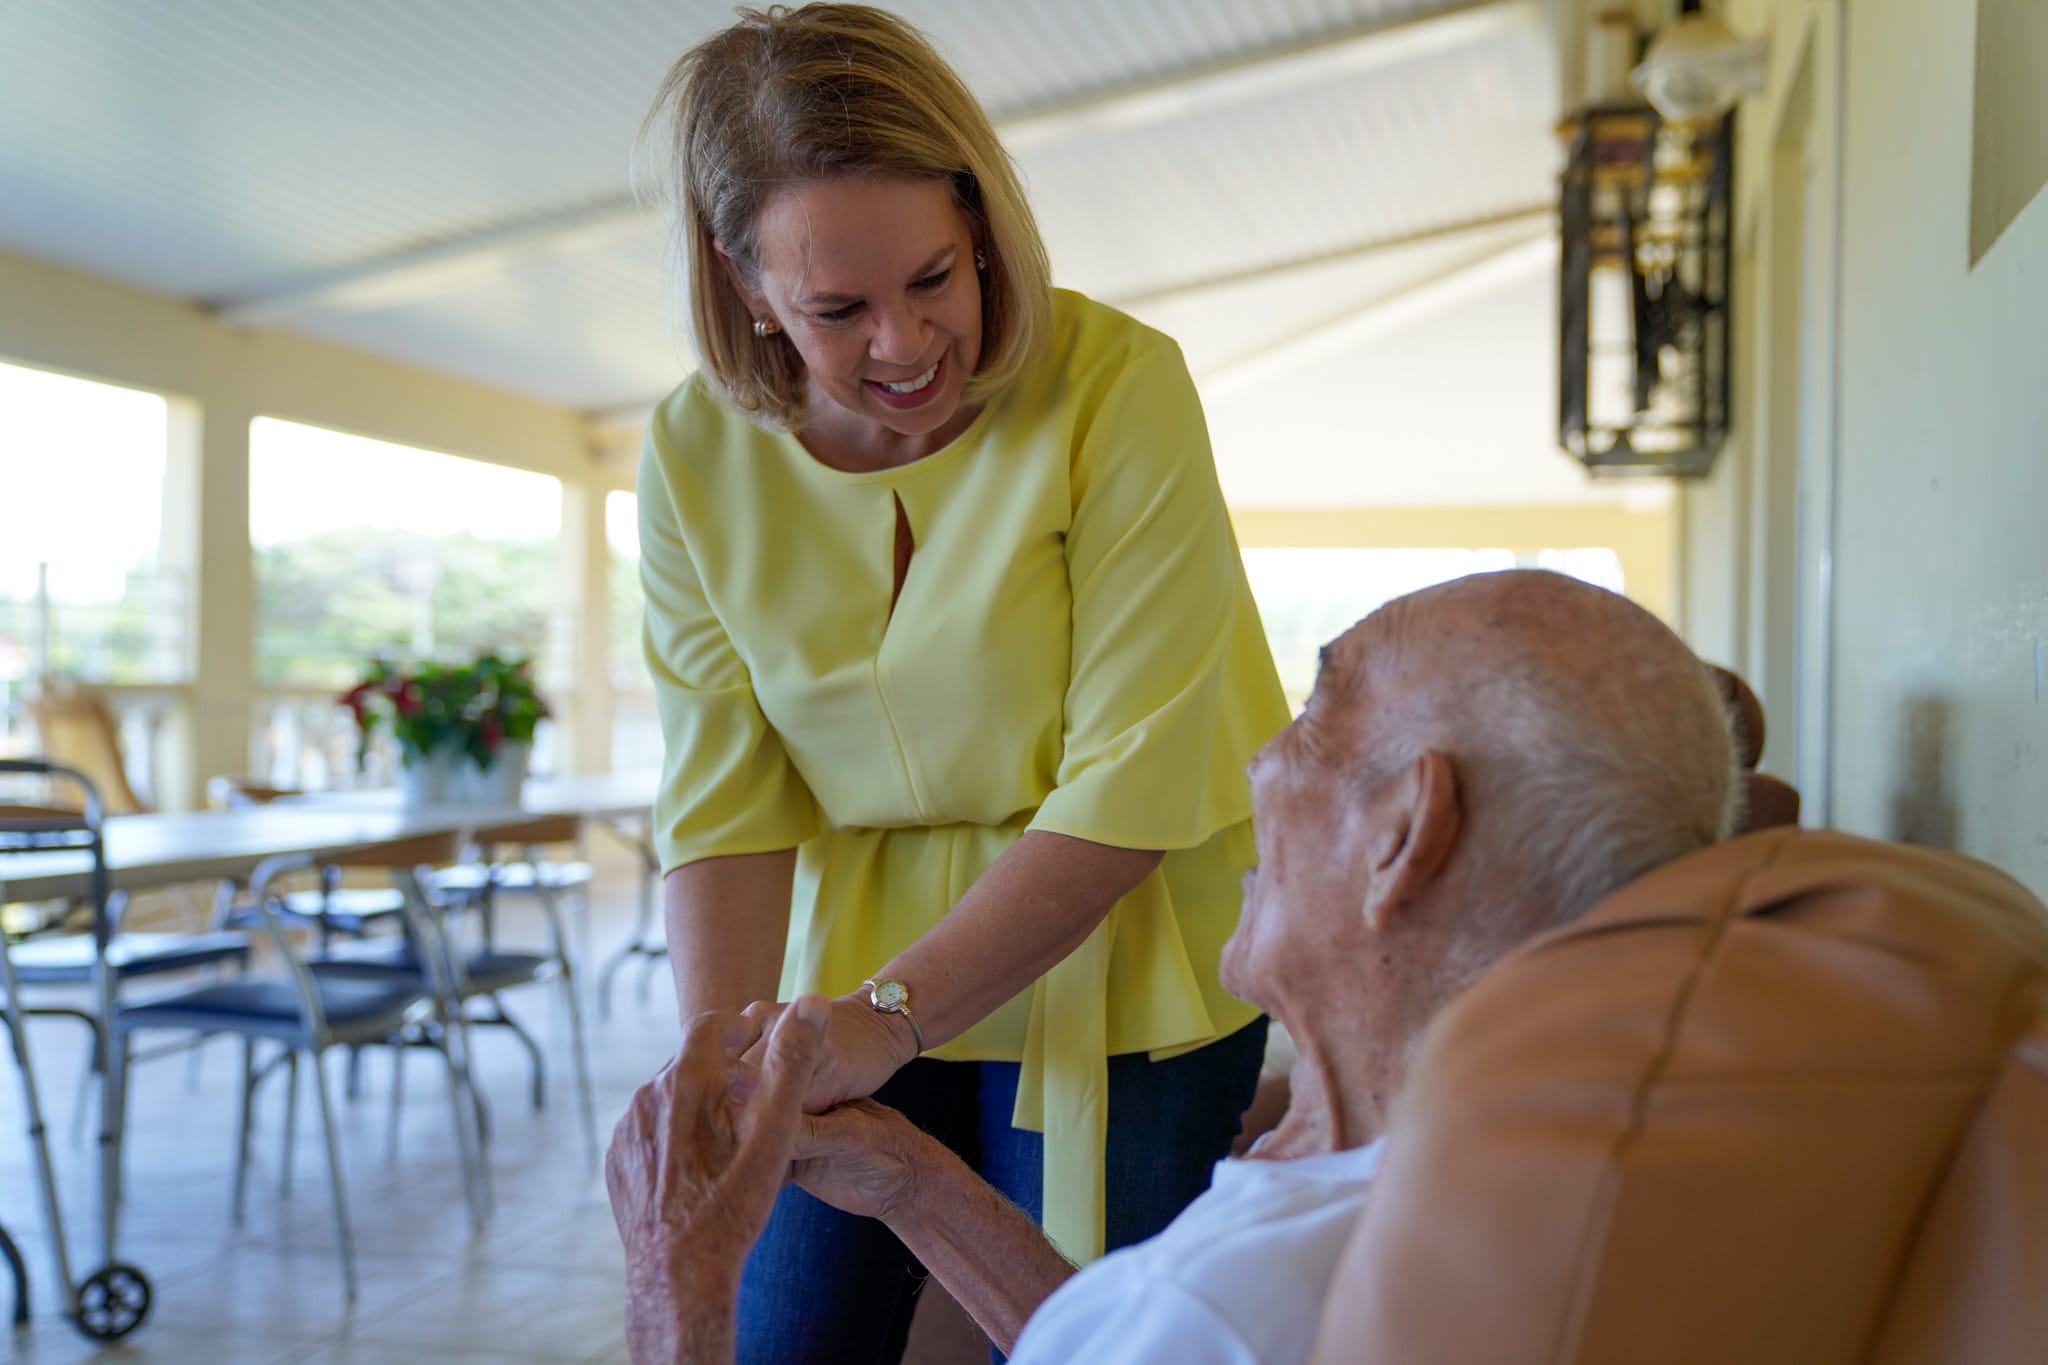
{"left": 0, "top": 770, "right": 661, "bottom": 906}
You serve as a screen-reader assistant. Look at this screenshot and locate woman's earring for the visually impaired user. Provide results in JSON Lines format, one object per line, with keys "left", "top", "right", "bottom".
{"left": 752, "top": 317, "right": 780, "bottom": 339}
{"left": 974, "top": 250, "right": 988, "bottom": 272}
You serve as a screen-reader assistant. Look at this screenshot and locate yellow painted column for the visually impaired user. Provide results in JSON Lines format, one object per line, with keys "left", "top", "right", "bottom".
{"left": 161, "top": 391, "right": 254, "bottom": 810}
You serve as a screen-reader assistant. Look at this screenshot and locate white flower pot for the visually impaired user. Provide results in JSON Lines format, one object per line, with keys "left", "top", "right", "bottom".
{"left": 448, "top": 740, "right": 531, "bottom": 806}
{"left": 396, "top": 747, "right": 460, "bottom": 806}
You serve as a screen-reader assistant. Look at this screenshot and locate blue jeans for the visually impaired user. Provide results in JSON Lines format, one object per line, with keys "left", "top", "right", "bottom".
{"left": 734, "top": 1017, "right": 1269, "bottom": 1365}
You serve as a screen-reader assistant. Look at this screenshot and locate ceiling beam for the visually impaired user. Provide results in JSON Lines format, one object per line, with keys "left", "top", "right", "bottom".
{"left": 1109, "top": 203, "right": 1554, "bottom": 311}
{"left": 1200, "top": 232, "right": 1556, "bottom": 396}
{"left": 1000, "top": 0, "right": 1542, "bottom": 151}
{"left": 210, "top": 0, "right": 1540, "bottom": 326}
{"left": 212, "top": 194, "right": 653, "bottom": 326}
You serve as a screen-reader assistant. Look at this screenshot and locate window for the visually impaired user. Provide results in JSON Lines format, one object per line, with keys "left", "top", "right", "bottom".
{"left": 1242, "top": 547, "right": 1628, "bottom": 710}
{"left": 605, "top": 490, "right": 661, "bottom": 772}
{"left": 249, "top": 420, "right": 565, "bottom": 785}
{"left": 0, "top": 362, "right": 185, "bottom": 691}
{"left": 249, "top": 419, "right": 564, "bottom": 687}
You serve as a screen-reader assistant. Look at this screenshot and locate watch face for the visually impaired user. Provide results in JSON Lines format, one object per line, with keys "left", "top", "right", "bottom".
{"left": 872, "top": 979, "right": 908, "bottom": 1010}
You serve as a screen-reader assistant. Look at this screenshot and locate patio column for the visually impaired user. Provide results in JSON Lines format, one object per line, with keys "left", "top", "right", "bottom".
{"left": 561, "top": 474, "right": 613, "bottom": 775}
{"left": 161, "top": 392, "right": 255, "bottom": 809}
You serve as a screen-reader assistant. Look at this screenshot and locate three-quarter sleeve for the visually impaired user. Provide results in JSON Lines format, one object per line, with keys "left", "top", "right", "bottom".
{"left": 639, "top": 431, "right": 820, "bottom": 875}
{"left": 1029, "top": 335, "right": 1286, "bottom": 851}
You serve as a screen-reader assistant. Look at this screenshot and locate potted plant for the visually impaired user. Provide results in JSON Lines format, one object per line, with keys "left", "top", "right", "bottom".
{"left": 340, "top": 655, "right": 548, "bottom": 805}
{"left": 448, "top": 654, "right": 547, "bottom": 804}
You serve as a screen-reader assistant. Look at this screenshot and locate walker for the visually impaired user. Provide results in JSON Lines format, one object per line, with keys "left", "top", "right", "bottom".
{"left": 1, "top": 759, "right": 152, "bottom": 1342}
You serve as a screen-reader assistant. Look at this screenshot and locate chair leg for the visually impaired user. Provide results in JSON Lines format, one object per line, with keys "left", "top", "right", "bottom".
{"left": 182, "top": 1029, "right": 207, "bottom": 1092}
{"left": 232, "top": 1037, "right": 258, "bottom": 1227}
{"left": 451, "top": 1009, "right": 492, "bottom": 1145}
{"left": 435, "top": 1027, "right": 491, "bottom": 1230}
{"left": 280, "top": 1049, "right": 300, "bottom": 1198}
{"left": 386, "top": 1039, "right": 406, "bottom": 1161}
{"left": 307, "top": 1049, "right": 358, "bottom": 1303}
{"left": 486, "top": 997, "right": 546, "bottom": 1112}
{"left": 560, "top": 970, "right": 598, "bottom": 1168}
{"left": 345, "top": 1044, "right": 364, "bottom": 1101}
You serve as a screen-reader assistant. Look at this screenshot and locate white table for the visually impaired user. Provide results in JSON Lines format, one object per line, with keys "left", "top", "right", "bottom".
{"left": 0, "top": 772, "right": 661, "bottom": 906}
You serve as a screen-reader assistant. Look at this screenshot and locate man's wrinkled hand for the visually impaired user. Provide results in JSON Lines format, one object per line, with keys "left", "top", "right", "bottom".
{"left": 605, "top": 994, "right": 831, "bottom": 1294}
{"left": 791, "top": 1097, "right": 929, "bottom": 1220}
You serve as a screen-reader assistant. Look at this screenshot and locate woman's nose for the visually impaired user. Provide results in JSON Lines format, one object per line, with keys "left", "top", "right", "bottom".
{"left": 869, "top": 304, "right": 930, "bottom": 366}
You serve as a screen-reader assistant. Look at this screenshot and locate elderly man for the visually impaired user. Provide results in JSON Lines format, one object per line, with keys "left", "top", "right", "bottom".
{"left": 606, "top": 569, "right": 1739, "bottom": 1363}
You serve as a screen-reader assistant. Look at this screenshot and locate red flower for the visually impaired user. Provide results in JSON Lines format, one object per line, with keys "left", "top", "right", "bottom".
{"left": 394, "top": 682, "right": 423, "bottom": 715}
{"left": 480, "top": 714, "right": 504, "bottom": 751}
{"left": 338, "top": 681, "right": 373, "bottom": 719}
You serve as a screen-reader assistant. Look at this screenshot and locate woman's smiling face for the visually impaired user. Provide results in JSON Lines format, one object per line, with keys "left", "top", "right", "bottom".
{"left": 738, "top": 176, "right": 984, "bottom": 449}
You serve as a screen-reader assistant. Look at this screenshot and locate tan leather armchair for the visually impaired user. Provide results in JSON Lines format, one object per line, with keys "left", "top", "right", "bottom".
{"left": 1317, "top": 828, "right": 2048, "bottom": 1364}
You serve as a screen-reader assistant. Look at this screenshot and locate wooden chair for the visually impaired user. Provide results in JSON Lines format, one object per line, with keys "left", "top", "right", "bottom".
{"left": 26, "top": 695, "right": 149, "bottom": 815}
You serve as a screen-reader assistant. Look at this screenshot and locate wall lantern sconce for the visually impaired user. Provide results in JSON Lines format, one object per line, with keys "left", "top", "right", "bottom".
{"left": 1558, "top": 2, "right": 1757, "bottom": 479}
{"left": 1558, "top": 100, "right": 1734, "bottom": 479}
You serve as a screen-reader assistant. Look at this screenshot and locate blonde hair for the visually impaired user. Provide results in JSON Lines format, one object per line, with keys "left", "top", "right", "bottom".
{"left": 639, "top": 4, "right": 1053, "bottom": 431}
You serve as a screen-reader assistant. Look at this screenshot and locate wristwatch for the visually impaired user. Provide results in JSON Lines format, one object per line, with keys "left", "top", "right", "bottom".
{"left": 861, "top": 977, "right": 926, "bottom": 1055}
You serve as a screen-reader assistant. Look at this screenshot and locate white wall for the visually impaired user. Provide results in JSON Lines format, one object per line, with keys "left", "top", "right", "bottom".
{"left": 1678, "top": 0, "right": 2048, "bottom": 897}
{"left": 1828, "top": 0, "right": 2048, "bottom": 889}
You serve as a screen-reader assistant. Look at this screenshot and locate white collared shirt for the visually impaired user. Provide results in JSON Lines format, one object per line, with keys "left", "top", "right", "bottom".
{"left": 1011, "top": 1138, "right": 1386, "bottom": 1365}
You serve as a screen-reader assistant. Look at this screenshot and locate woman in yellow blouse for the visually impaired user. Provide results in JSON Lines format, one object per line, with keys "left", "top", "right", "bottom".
{"left": 637, "top": 6, "right": 1288, "bottom": 1359}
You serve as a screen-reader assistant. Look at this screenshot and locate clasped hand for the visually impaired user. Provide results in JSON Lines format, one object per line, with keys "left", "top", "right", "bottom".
{"left": 605, "top": 996, "right": 832, "bottom": 1291}
{"left": 740, "top": 992, "right": 922, "bottom": 1114}
{"left": 605, "top": 995, "right": 929, "bottom": 1293}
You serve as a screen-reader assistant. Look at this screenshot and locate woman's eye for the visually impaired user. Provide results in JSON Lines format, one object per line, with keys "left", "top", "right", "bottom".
{"left": 916, "top": 270, "right": 951, "bottom": 292}
{"left": 815, "top": 303, "right": 862, "bottom": 324}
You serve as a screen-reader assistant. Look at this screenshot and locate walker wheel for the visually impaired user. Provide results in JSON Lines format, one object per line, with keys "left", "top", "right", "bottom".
{"left": 72, "top": 1263, "right": 150, "bottom": 1342}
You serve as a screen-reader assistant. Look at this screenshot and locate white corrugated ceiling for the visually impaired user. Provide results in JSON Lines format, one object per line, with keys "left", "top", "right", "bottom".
{"left": 0, "top": 0, "right": 1640, "bottom": 507}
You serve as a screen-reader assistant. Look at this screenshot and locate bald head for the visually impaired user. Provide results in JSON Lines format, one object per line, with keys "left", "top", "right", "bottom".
{"left": 1327, "top": 570, "right": 1738, "bottom": 943}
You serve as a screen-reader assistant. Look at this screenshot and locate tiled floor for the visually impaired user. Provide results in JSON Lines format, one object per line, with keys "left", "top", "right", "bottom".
{"left": 2, "top": 851, "right": 683, "bottom": 1364}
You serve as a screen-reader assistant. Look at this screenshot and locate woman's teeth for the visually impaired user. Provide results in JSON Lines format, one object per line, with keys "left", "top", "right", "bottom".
{"left": 878, "top": 360, "right": 939, "bottom": 395}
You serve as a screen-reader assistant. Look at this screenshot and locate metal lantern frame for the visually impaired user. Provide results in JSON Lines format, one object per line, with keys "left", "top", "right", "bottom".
{"left": 1559, "top": 101, "right": 1734, "bottom": 478}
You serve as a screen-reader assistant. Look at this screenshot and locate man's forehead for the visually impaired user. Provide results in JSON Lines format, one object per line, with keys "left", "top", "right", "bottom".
{"left": 1315, "top": 617, "right": 1379, "bottom": 691}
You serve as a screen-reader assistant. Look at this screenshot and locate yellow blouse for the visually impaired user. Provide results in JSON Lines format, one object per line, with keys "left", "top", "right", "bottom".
{"left": 639, "top": 289, "right": 1288, "bottom": 1261}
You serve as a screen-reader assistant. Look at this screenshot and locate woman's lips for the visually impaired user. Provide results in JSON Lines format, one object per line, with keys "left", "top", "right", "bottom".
{"left": 865, "top": 353, "right": 944, "bottom": 410}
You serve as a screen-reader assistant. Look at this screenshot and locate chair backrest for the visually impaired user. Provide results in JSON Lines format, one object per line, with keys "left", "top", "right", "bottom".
{"left": 470, "top": 814, "right": 580, "bottom": 848}
{"left": 208, "top": 775, "right": 299, "bottom": 810}
{"left": 1315, "top": 829, "right": 2048, "bottom": 1365}
{"left": 26, "top": 693, "right": 149, "bottom": 815}
{"left": 322, "top": 830, "right": 465, "bottom": 871}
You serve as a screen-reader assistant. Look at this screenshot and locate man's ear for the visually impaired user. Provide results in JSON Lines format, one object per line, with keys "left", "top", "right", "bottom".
{"left": 1361, "top": 750, "right": 1460, "bottom": 932}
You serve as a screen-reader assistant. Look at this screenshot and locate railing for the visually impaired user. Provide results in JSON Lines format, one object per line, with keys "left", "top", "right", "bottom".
{"left": 251, "top": 685, "right": 381, "bottom": 793}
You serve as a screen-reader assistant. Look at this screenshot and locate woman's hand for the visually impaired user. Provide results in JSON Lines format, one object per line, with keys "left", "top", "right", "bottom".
{"left": 791, "top": 1098, "right": 929, "bottom": 1220}
{"left": 742, "top": 994, "right": 921, "bottom": 1114}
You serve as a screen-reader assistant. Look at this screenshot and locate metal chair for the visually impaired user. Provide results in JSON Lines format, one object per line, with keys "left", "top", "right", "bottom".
{"left": 0, "top": 760, "right": 155, "bottom": 1342}
{"left": 317, "top": 815, "right": 598, "bottom": 1164}
{"left": 207, "top": 776, "right": 411, "bottom": 948}
{"left": 112, "top": 836, "right": 490, "bottom": 1303}
{"left": 430, "top": 813, "right": 595, "bottom": 966}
